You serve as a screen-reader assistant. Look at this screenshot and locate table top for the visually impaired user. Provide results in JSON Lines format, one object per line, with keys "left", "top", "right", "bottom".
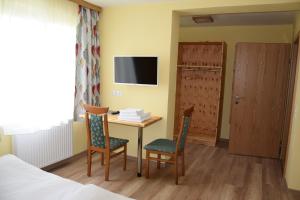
{"left": 107, "top": 114, "right": 162, "bottom": 128}
{"left": 80, "top": 114, "right": 162, "bottom": 128}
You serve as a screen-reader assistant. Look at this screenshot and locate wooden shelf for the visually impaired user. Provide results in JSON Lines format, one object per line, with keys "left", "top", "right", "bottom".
{"left": 177, "top": 65, "right": 222, "bottom": 72}
{"left": 177, "top": 65, "right": 222, "bottom": 69}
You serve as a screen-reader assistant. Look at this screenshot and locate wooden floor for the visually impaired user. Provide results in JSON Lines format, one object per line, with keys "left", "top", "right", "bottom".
{"left": 51, "top": 143, "right": 297, "bottom": 200}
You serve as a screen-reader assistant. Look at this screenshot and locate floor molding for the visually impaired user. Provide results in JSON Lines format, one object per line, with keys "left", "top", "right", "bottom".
{"left": 43, "top": 150, "right": 167, "bottom": 172}
{"left": 44, "top": 139, "right": 229, "bottom": 172}
{"left": 217, "top": 138, "right": 229, "bottom": 148}
{"left": 288, "top": 188, "right": 300, "bottom": 200}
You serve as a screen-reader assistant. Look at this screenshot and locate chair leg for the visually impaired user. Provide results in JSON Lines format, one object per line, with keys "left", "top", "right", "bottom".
{"left": 87, "top": 150, "right": 92, "bottom": 177}
{"left": 182, "top": 152, "right": 185, "bottom": 176}
{"left": 123, "top": 145, "right": 127, "bottom": 171}
{"left": 105, "top": 151, "right": 110, "bottom": 181}
{"left": 146, "top": 151, "right": 150, "bottom": 178}
{"left": 157, "top": 154, "right": 161, "bottom": 169}
{"left": 175, "top": 155, "right": 178, "bottom": 185}
{"left": 100, "top": 152, "right": 104, "bottom": 166}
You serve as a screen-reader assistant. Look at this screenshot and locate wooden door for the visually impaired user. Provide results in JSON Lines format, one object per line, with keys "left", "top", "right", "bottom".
{"left": 229, "top": 43, "right": 290, "bottom": 158}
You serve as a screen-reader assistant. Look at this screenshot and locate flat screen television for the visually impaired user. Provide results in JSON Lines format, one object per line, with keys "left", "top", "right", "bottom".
{"left": 114, "top": 56, "right": 158, "bottom": 85}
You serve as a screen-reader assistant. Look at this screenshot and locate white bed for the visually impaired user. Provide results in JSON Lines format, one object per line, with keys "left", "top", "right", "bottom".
{"left": 0, "top": 154, "right": 134, "bottom": 200}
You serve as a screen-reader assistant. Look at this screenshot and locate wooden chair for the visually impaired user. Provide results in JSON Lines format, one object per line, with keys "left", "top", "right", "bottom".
{"left": 83, "top": 104, "right": 129, "bottom": 181}
{"left": 144, "top": 106, "right": 194, "bottom": 184}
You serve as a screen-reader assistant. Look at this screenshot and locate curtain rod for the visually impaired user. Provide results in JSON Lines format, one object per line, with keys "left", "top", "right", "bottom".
{"left": 69, "top": 0, "right": 102, "bottom": 12}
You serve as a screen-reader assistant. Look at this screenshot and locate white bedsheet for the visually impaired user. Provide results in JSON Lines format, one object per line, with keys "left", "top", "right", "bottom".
{"left": 0, "top": 154, "right": 134, "bottom": 200}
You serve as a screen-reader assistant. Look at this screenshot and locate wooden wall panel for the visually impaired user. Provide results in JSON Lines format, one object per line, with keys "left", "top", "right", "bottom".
{"left": 174, "top": 42, "right": 226, "bottom": 146}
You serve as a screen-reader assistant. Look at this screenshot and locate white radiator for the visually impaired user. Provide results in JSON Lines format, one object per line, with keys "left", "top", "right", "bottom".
{"left": 13, "top": 121, "right": 73, "bottom": 168}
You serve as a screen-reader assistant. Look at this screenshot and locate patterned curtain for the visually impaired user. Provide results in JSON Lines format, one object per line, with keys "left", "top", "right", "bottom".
{"left": 74, "top": 6, "right": 100, "bottom": 121}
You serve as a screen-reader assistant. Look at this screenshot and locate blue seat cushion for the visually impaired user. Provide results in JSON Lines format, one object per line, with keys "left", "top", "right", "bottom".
{"left": 144, "top": 139, "right": 177, "bottom": 153}
{"left": 93, "top": 136, "right": 129, "bottom": 150}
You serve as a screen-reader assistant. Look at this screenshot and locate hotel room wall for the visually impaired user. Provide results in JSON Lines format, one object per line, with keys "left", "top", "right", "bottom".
{"left": 0, "top": 130, "right": 12, "bottom": 156}
{"left": 179, "top": 25, "right": 294, "bottom": 139}
{"left": 98, "top": 4, "right": 173, "bottom": 157}
{"left": 73, "top": 122, "right": 87, "bottom": 155}
{"left": 166, "top": 12, "right": 180, "bottom": 139}
{"left": 285, "top": 12, "right": 300, "bottom": 191}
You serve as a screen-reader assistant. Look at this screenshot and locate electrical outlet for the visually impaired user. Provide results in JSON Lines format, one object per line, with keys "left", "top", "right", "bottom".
{"left": 113, "top": 90, "right": 123, "bottom": 96}
{"left": 117, "top": 91, "right": 123, "bottom": 96}
{"left": 112, "top": 90, "right": 118, "bottom": 96}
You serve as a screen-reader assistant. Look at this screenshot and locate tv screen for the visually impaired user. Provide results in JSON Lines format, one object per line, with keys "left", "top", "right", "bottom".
{"left": 114, "top": 56, "right": 158, "bottom": 85}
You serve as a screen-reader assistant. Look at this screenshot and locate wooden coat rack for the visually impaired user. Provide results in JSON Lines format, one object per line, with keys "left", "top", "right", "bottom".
{"left": 174, "top": 42, "right": 226, "bottom": 146}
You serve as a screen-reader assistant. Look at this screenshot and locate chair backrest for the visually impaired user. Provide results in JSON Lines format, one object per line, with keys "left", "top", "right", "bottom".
{"left": 176, "top": 106, "right": 194, "bottom": 153}
{"left": 83, "top": 104, "right": 110, "bottom": 150}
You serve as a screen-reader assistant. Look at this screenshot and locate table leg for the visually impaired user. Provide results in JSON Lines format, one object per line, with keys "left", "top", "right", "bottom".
{"left": 137, "top": 127, "right": 143, "bottom": 177}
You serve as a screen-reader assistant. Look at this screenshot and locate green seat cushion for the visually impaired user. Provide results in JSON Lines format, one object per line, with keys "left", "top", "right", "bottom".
{"left": 144, "top": 139, "right": 177, "bottom": 153}
{"left": 144, "top": 116, "right": 191, "bottom": 154}
{"left": 90, "top": 114, "right": 128, "bottom": 150}
{"left": 90, "top": 114, "right": 104, "bottom": 147}
{"left": 93, "top": 136, "right": 129, "bottom": 150}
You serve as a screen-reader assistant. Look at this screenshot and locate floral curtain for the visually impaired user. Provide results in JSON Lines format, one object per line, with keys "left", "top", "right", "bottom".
{"left": 74, "top": 6, "right": 100, "bottom": 121}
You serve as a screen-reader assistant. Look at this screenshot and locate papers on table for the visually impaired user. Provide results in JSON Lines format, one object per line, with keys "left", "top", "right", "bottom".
{"left": 118, "top": 108, "right": 151, "bottom": 122}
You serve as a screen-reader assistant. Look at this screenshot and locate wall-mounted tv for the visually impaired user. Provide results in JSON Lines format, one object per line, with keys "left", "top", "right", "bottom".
{"left": 114, "top": 56, "right": 158, "bottom": 86}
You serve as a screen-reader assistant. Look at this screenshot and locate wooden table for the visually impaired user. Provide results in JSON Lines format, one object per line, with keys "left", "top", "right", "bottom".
{"left": 81, "top": 114, "right": 162, "bottom": 177}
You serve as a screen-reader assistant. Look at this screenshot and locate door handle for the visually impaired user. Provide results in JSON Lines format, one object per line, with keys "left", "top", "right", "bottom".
{"left": 235, "top": 96, "right": 244, "bottom": 104}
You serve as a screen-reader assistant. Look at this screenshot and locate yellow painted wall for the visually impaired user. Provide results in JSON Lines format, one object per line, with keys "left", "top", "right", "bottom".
{"left": 0, "top": 129, "right": 12, "bottom": 156}
{"left": 73, "top": 122, "right": 87, "bottom": 155}
{"left": 179, "top": 25, "right": 293, "bottom": 139}
{"left": 294, "top": 13, "right": 300, "bottom": 38}
{"left": 166, "top": 12, "right": 180, "bottom": 139}
{"left": 99, "top": 4, "right": 173, "bottom": 157}
{"left": 285, "top": 13, "right": 300, "bottom": 191}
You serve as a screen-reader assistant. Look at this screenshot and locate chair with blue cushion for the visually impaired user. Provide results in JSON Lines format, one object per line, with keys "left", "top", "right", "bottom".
{"left": 83, "top": 104, "right": 129, "bottom": 181}
{"left": 144, "top": 106, "right": 194, "bottom": 184}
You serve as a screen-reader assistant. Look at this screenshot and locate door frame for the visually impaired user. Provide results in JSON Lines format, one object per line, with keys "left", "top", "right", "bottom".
{"left": 282, "top": 32, "right": 300, "bottom": 174}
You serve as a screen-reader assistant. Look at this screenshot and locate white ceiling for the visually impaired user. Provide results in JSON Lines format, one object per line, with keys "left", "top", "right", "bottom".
{"left": 85, "top": 1, "right": 297, "bottom": 27}
{"left": 181, "top": 12, "right": 296, "bottom": 27}
{"left": 86, "top": 0, "right": 175, "bottom": 7}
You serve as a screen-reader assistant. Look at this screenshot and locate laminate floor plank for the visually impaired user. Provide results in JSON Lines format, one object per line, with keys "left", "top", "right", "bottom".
{"left": 50, "top": 143, "right": 295, "bottom": 200}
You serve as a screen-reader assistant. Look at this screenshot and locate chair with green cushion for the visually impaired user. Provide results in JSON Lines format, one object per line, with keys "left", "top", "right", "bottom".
{"left": 144, "top": 106, "right": 194, "bottom": 184}
{"left": 83, "top": 104, "right": 129, "bottom": 181}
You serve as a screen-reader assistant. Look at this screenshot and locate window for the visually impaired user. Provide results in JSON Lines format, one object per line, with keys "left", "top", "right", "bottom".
{"left": 0, "top": 0, "right": 77, "bottom": 134}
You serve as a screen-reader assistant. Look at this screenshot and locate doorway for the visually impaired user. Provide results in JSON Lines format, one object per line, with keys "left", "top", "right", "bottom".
{"left": 176, "top": 11, "right": 298, "bottom": 165}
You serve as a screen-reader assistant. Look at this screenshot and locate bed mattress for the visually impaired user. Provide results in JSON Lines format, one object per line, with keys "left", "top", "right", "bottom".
{"left": 0, "top": 154, "right": 133, "bottom": 200}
